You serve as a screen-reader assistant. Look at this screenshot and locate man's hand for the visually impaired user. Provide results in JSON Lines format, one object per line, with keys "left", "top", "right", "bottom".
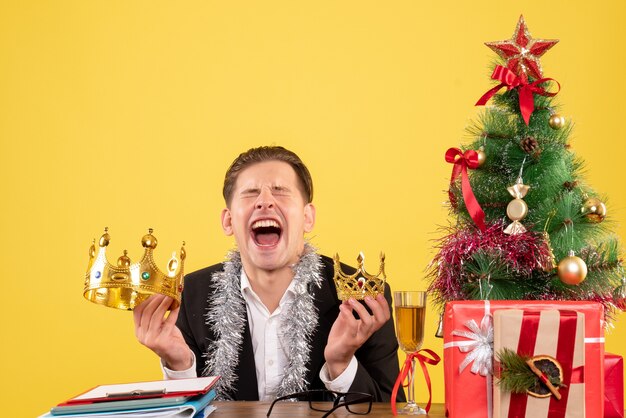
{"left": 324, "top": 294, "right": 391, "bottom": 379}
{"left": 133, "top": 294, "right": 193, "bottom": 371}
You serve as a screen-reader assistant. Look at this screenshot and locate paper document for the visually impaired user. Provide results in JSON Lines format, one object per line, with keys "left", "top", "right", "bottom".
{"left": 72, "top": 377, "right": 218, "bottom": 402}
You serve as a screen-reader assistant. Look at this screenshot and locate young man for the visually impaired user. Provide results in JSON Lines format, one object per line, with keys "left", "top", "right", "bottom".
{"left": 134, "top": 146, "right": 403, "bottom": 401}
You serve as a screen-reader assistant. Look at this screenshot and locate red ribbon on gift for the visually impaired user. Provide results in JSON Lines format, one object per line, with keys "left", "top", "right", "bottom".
{"left": 445, "top": 148, "right": 486, "bottom": 232}
{"left": 391, "top": 349, "right": 440, "bottom": 415}
{"left": 476, "top": 65, "right": 560, "bottom": 125}
{"left": 508, "top": 310, "right": 581, "bottom": 418}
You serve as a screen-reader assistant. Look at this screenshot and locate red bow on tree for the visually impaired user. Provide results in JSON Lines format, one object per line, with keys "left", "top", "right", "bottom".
{"left": 445, "top": 148, "right": 486, "bottom": 232}
{"left": 476, "top": 65, "right": 560, "bottom": 125}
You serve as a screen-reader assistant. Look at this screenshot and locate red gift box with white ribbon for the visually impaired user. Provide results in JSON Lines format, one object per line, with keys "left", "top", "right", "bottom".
{"left": 443, "top": 300, "right": 604, "bottom": 418}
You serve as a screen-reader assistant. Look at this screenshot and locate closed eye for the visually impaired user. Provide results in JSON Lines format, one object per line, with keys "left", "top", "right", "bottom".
{"left": 240, "top": 188, "right": 261, "bottom": 198}
{"left": 271, "top": 186, "right": 291, "bottom": 196}
{"left": 239, "top": 186, "right": 292, "bottom": 198}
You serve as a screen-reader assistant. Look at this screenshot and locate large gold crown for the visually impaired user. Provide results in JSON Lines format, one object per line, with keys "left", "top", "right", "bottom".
{"left": 83, "top": 228, "right": 186, "bottom": 310}
{"left": 332, "top": 252, "right": 387, "bottom": 301}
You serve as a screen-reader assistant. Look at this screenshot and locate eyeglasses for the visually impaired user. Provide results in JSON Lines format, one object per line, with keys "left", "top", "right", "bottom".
{"left": 266, "top": 389, "right": 373, "bottom": 418}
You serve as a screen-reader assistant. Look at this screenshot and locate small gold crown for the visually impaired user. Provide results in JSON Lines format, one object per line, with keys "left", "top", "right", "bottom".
{"left": 83, "top": 228, "right": 186, "bottom": 310}
{"left": 333, "top": 252, "right": 386, "bottom": 301}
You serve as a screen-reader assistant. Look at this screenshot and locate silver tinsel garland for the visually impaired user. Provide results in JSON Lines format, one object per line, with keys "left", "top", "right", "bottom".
{"left": 203, "top": 243, "right": 323, "bottom": 400}
{"left": 202, "top": 249, "right": 247, "bottom": 400}
{"left": 276, "top": 244, "right": 323, "bottom": 397}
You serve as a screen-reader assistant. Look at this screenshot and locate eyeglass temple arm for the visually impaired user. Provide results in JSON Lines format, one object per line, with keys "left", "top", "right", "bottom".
{"left": 266, "top": 392, "right": 310, "bottom": 417}
{"left": 321, "top": 394, "right": 372, "bottom": 418}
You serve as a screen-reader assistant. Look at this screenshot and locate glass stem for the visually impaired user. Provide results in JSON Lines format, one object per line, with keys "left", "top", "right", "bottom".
{"left": 407, "top": 356, "right": 416, "bottom": 406}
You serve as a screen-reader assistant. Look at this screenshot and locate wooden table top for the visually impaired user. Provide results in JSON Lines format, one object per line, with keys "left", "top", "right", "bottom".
{"left": 211, "top": 401, "right": 446, "bottom": 417}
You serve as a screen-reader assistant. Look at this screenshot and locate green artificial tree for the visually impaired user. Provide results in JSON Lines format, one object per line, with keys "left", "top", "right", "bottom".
{"left": 427, "top": 16, "right": 626, "bottom": 318}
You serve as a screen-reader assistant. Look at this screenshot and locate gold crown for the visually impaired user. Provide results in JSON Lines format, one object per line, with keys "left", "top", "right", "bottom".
{"left": 332, "top": 252, "right": 387, "bottom": 301}
{"left": 83, "top": 228, "right": 186, "bottom": 310}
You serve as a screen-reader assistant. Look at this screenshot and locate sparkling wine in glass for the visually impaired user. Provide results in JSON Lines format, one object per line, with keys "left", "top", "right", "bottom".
{"left": 394, "top": 291, "right": 427, "bottom": 415}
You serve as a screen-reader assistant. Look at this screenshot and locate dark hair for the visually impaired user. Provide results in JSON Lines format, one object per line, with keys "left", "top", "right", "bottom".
{"left": 223, "top": 146, "right": 313, "bottom": 205}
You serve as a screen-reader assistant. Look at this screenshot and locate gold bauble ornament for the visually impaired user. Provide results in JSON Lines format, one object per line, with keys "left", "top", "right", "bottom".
{"left": 557, "top": 251, "right": 588, "bottom": 285}
{"left": 549, "top": 114, "right": 566, "bottom": 130}
{"left": 581, "top": 197, "right": 607, "bottom": 223}
{"left": 476, "top": 146, "right": 486, "bottom": 167}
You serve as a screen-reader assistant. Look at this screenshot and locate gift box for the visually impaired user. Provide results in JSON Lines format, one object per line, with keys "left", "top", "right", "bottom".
{"left": 443, "top": 300, "right": 605, "bottom": 418}
{"left": 604, "top": 353, "right": 624, "bottom": 418}
{"left": 493, "top": 309, "right": 585, "bottom": 418}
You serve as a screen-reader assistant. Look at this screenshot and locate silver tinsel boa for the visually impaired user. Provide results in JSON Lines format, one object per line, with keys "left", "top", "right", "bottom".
{"left": 203, "top": 243, "right": 323, "bottom": 400}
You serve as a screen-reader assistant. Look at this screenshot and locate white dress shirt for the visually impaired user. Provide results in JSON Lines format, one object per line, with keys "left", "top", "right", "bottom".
{"left": 162, "top": 270, "right": 357, "bottom": 400}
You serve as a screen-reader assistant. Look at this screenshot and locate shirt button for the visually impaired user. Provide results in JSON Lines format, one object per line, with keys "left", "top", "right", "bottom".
{"left": 268, "top": 359, "right": 274, "bottom": 366}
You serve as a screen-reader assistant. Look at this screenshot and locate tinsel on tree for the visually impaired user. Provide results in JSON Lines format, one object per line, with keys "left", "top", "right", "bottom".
{"left": 427, "top": 16, "right": 626, "bottom": 317}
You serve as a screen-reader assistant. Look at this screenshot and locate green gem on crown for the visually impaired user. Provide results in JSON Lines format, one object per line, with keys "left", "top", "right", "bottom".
{"left": 141, "top": 271, "right": 150, "bottom": 280}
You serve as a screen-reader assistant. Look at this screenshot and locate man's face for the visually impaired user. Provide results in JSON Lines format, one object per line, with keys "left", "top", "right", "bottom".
{"left": 221, "top": 160, "right": 316, "bottom": 274}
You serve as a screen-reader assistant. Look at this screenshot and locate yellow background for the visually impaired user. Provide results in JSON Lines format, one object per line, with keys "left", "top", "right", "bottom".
{"left": 2, "top": 1, "right": 625, "bottom": 416}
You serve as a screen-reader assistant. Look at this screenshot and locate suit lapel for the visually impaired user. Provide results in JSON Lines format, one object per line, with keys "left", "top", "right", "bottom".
{"left": 306, "top": 264, "right": 340, "bottom": 388}
{"left": 232, "top": 313, "right": 259, "bottom": 400}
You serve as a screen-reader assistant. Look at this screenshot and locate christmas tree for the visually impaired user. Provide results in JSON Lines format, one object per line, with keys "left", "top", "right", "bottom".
{"left": 427, "top": 16, "right": 625, "bottom": 317}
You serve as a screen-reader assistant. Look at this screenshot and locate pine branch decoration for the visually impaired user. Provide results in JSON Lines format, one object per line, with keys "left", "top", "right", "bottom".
{"left": 496, "top": 348, "right": 563, "bottom": 397}
{"left": 497, "top": 348, "right": 537, "bottom": 393}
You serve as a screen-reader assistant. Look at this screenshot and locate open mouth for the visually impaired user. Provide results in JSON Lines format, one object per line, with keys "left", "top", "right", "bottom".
{"left": 251, "top": 219, "right": 282, "bottom": 247}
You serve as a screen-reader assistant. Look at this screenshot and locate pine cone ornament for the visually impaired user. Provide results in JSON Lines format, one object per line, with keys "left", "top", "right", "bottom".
{"left": 520, "top": 136, "right": 541, "bottom": 158}
{"left": 563, "top": 181, "right": 578, "bottom": 191}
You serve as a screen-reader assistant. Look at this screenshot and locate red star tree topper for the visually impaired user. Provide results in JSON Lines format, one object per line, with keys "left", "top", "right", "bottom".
{"left": 485, "top": 15, "right": 558, "bottom": 81}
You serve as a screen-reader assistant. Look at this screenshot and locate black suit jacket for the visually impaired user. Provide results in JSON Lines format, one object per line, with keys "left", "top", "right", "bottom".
{"left": 176, "top": 254, "right": 404, "bottom": 402}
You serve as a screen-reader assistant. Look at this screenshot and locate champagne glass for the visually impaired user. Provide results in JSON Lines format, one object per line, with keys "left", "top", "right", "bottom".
{"left": 394, "top": 291, "right": 427, "bottom": 415}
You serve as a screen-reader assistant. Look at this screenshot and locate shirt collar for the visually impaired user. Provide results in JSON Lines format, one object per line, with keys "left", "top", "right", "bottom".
{"left": 240, "top": 269, "right": 297, "bottom": 306}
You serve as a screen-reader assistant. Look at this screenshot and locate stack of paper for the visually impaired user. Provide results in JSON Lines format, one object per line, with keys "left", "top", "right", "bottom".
{"left": 39, "top": 377, "right": 219, "bottom": 418}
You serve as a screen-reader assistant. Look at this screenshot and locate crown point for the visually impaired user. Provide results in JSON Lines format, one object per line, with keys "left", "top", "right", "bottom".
{"left": 180, "top": 245, "right": 187, "bottom": 260}
{"left": 99, "top": 230, "right": 111, "bottom": 247}
{"left": 357, "top": 252, "right": 364, "bottom": 264}
{"left": 148, "top": 228, "right": 154, "bottom": 234}
{"left": 89, "top": 241, "right": 96, "bottom": 258}
{"left": 142, "top": 230, "right": 158, "bottom": 249}
{"left": 117, "top": 250, "right": 131, "bottom": 267}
